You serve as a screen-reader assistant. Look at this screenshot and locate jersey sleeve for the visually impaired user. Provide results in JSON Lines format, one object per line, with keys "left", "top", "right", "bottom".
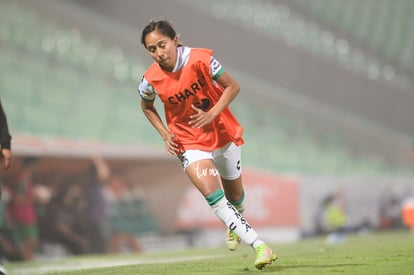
{"left": 138, "top": 76, "right": 156, "bottom": 101}
{"left": 210, "top": 56, "right": 224, "bottom": 80}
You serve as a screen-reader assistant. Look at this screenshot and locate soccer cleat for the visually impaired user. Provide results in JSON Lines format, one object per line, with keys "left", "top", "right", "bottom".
{"left": 226, "top": 229, "right": 241, "bottom": 251}
{"left": 254, "top": 244, "right": 277, "bottom": 270}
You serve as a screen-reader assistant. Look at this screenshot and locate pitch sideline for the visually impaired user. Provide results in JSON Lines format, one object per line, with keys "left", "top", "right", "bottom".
{"left": 9, "top": 253, "right": 230, "bottom": 275}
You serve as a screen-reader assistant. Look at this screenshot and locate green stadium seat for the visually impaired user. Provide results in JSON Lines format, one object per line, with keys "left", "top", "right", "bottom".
{"left": 0, "top": 0, "right": 407, "bottom": 175}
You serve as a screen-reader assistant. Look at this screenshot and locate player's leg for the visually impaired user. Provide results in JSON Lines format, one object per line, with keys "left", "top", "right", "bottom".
{"left": 213, "top": 143, "right": 246, "bottom": 250}
{"left": 183, "top": 155, "right": 276, "bottom": 269}
{"left": 181, "top": 150, "right": 253, "bottom": 244}
{"left": 221, "top": 177, "right": 244, "bottom": 250}
{"left": 213, "top": 143, "right": 277, "bottom": 269}
{"left": 185, "top": 158, "right": 259, "bottom": 245}
{"left": 213, "top": 142, "right": 245, "bottom": 210}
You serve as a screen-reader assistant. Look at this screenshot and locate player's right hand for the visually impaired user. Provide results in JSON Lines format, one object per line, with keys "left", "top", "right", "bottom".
{"left": 164, "top": 133, "right": 180, "bottom": 157}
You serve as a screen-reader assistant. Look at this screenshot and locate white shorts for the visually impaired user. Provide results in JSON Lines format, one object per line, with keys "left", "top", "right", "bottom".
{"left": 178, "top": 142, "right": 242, "bottom": 180}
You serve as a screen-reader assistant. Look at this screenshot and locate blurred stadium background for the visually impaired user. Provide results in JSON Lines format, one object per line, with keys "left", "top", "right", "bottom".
{"left": 1, "top": 0, "right": 413, "bottom": 259}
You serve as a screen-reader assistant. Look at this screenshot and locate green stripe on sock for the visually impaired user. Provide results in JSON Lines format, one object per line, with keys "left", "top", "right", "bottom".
{"left": 205, "top": 189, "right": 225, "bottom": 206}
{"left": 230, "top": 190, "right": 245, "bottom": 208}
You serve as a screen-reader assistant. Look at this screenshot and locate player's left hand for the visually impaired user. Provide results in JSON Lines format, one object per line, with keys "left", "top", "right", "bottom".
{"left": 189, "top": 105, "right": 215, "bottom": 128}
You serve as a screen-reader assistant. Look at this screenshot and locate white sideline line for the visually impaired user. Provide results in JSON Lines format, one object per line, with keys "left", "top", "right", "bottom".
{"left": 10, "top": 254, "right": 230, "bottom": 275}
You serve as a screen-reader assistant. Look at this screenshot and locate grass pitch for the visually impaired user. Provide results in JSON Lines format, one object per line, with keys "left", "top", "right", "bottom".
{"left": 5, "top": 230, "right": 414, "bottom": 274}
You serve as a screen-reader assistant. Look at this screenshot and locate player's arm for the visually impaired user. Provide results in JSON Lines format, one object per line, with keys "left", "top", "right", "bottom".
{"left": 189, "top": 58, "right": 240, "bottom": 128}
{"left": 140, "top": 99, "right": 168, "bottom": 140}
{"left": 141, "top": 99, "right": 179, "bottom": 156}
{"left": 139, "top": 78, "right": 179, "bottom": 156}
{"left": 210, "top": 71, "right": 240, "bottom": 116}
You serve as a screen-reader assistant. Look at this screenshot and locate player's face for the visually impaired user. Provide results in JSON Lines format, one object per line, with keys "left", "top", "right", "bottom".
{"left": 145, "top": 30, "right": 178, "bottom": 71}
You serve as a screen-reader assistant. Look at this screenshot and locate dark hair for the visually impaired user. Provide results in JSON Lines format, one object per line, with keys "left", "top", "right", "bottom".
{"left": 141, "top": 19, "right": 177, "bottom": 48}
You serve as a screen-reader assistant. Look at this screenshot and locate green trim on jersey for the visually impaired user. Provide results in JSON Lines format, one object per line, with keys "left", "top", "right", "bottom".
{"left": 141, "top": 96, "right": 155, "bottom": 102}
{"left": 212, "top": 67, "right": 224, "bottom": 81}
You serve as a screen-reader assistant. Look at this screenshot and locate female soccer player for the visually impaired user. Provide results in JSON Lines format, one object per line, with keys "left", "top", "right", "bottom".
{"left": 138, "top": 19, "right": 276, "bottom": 269}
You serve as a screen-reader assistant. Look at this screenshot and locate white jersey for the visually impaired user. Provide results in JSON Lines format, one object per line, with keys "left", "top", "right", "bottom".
{"left": 138, "top": 46, "right": 224, "bottom": 101}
